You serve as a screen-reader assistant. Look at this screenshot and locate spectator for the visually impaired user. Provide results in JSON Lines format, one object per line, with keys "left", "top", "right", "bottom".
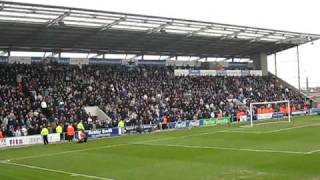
{"left": 0, "top": 63, "right": 309, "bottom": 137}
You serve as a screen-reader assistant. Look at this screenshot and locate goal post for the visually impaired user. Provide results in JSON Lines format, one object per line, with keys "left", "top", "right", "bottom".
{"left": 249, "top": 100, "right": 291, "bottom": 127}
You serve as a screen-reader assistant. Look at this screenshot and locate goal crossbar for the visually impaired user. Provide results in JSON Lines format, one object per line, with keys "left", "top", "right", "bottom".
{"left": 249, "top": 100, "right": 291, "bottom": 127}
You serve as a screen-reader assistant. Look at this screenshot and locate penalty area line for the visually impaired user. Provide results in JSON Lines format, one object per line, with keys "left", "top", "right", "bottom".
{"left": 9, "top": 143, "right": 127, "bottom": 161}
{"left": 135, "top": 143, "right": 308, "bottom": 155}
{"left": 0, "top": 160, "right": 114, "bottom": 180}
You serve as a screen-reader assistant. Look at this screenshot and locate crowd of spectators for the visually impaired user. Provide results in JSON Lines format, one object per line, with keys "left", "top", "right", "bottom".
{"left": 0, "top": 62, "right": 308, "bottom": 137}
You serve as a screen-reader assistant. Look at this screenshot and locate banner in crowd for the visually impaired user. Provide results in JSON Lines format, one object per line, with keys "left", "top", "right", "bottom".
{"left": 8, "top": 56, "right": 32, "bottom": 64}
{"left": 0, "top": 56, "right": 8, "bottom": 63}
{"left": 70, "top": 58, "right": 89, "bottom": 65}
{"left": 0, "top": 133, "right": 60, "bottom": 148}
{"left": 250, "top": 70, "right": 263, "bottom": 76}
{"left": 138, "top": 60, "right": 166, "bottom": 65}
{"left": 174, "top": 69, "right": 263, "bottom": 77}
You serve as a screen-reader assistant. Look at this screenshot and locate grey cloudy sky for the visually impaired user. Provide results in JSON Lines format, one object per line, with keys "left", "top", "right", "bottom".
{"left": 5, "top": 0, "right": 320, "bottom": 88}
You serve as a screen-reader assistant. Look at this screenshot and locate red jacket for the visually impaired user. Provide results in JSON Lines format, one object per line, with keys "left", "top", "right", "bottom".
{"left": 0, "top": 131, "right": 4, "bottom": 139}
{"left": 67, "top": 125, "right": 75, "bottom": 136}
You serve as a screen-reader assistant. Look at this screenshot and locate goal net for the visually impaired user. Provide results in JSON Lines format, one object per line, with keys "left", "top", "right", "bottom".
{"left": 249, "top": 100, "right": 291, "bottom": 127}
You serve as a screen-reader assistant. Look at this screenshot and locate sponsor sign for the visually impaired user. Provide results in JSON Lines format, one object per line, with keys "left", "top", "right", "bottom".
{"left": 86, "top": 128, "right": 118, "bottom": 139}
{"left": 203, "top": 118, "right": 216, "bottom": 126}
{"left": 70, "top": 58, "right": 89, "bottom": 65}
{"left": 58, "top": 58, "right": 70, "bottom": 64}
{"left": 125, "top": 126, "right": 137, "bottom": 133}
{"left": 256, "top": 113, "right": 273, "bottom": 120}
{"left": 138, "top": 60, "right": 166, "bottom": 65}
{"left": 142, "top": 124, "right": 154, "bottom": 132}
{"left": 0, "top": 133, "right": 60, "bottom": 148}
{"left": 0, "top": 56, "right": 8, "bottom": 63}
{"left": 189, "top": 70, "right": 201, "bottom": 76}
{"left": 309, "top": 108, "right": 320, "bottom": 115}
{"left": 200, "top": 70, "right": 216, "bottom": 76}
{"left": 216, "top": 70, "right": 227, "bottom": 76}
{"left": 175, "top": 121, "right": 187, "bottom": 128}
{"left": 241, "top": 70, "right": 250, "bottom": 76}
{"left": 9, "top": 56, "right": 31, "bottom": 64}
{"left": 216, "top": 117, "right": 230, "bottom": 124}
{"left": 272, "top": 112, "right": 284, "bottom": 119}
{"left": 240, "top": 115, "right": 248, "bottom": 122}
{"left": 174, "top": 69, "right": 189, "bottom": 76}
{"left": 291, "top": 111, "right": 307, "bottom": 116}
{"left": 187, "top": 120, "right": 200, "bottom": 127}
{"left": 250, "top": 70, "right": 263, "bottom": 76}
{"left": 226, "top": 70, "right": 242, "bottom": 76}
{"left": 174, "top": 70, "right": 263, "bottom": 77}
{"left": 168, "top": 122, "right": 176, "bottom": 129}
{"left": 89, "top": 58, "right": 122, "bottom": 65}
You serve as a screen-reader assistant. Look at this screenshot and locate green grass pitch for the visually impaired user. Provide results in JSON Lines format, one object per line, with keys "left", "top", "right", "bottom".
{"left": 1, "top": 115, "right": 320, "bottom": 180}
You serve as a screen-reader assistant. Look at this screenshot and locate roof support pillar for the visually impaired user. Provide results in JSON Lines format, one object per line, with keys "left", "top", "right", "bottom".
{"left": 296, "top": 46, "right": 301, "bottom": 92}
{"left": 252, "top": 53, "right": 268, "bottom": 76}
{"left": 274, "top": 53, "right": 277, "bottom": 76}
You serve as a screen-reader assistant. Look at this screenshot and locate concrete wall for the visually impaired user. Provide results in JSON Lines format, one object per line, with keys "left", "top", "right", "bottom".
{"left": 84, "top": 106, "right": 111, "bottom": 122}
{"left": 252, "top": 53, "right": 268, "bottom": 76}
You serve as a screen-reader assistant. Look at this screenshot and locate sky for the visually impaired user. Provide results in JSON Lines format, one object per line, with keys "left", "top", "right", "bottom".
{"left": 5, "top": 0, "right": 320, "bottom": 88}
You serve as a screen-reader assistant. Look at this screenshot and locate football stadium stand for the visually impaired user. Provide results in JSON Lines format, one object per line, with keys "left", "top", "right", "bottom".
{"left": 0, "top": 1, "right": 319, "bottom": 139}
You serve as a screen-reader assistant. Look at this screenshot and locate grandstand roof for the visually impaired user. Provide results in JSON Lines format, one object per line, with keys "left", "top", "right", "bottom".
{"left": 0, "top": 1, "right": 319, "bottom": 58}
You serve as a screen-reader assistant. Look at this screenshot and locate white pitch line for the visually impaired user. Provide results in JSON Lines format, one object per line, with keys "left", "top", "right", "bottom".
{"left": 306, "top": 149, "right": 320, "bottom": 154}
{"left": 264, "top": 123, "right": 320, "bottom": 133}
{"left": 136, "top": 143, "right": 308, "bottom": 155}
{"left": 135, "top": 130, "right": 230, "bottom": 144}
{"left": 234, "top": 123, "right": 320, "bottom": 134}
{"left": 137, "top": 123, "right": 320, "bottom": 144}
{"left": 240, "top": 120, "right": 288, "bottom": 128}
{"left": 9, "top": 143, "right": 126, "bottom": 161}
{"left": 0, "top": 161, "right": 114, "bottom": 180}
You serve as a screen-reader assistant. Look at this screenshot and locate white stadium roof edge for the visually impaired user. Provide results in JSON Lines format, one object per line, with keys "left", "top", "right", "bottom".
{"left": 0, "top": 1, "right": 319, "bottom": 59}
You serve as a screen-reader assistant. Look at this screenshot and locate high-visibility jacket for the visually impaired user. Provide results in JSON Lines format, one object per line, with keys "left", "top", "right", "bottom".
{"left": 0, "top": 131, "right": 4, "bottom": 139}
{"left": 41, "top": 128, "right": 49, "bottom": 136}
{"left": 67, "top": 125, "right": 75, "bottom": 136}
{"left": 77, "top": 122, "right": 85, "bottom": 131}
{"left": 56, "top": 125, "right": 63, "bottom": 134}
{"left": 118, "top": 120, "right": 125, "bottom": 128}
